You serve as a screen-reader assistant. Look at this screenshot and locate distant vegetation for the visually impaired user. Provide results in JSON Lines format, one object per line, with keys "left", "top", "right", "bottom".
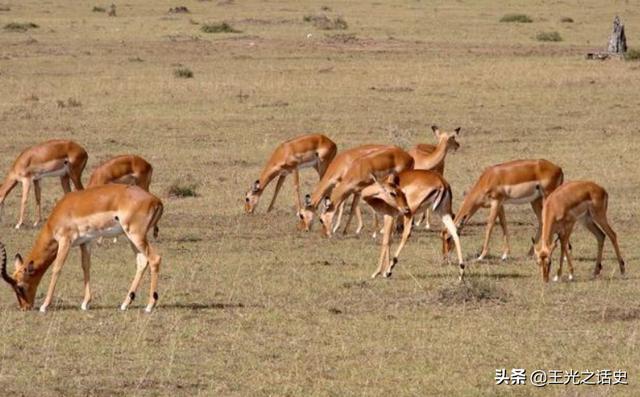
{"left": 303, "top": 14, "right": 348, "bottom": 30}
{"left": 174, "top": 67, "right": 194, "bottom": 78}
{"left": 92, "top": 6, "right": 106, "bottom": 13}
{"left": 167, "top": 179, "right": 199, "bottom": 198}
{"left": 560, "top": 16, "right": 574, "bottom": 23}
{"left": 500, "top": 14, "right": 532, "bottom": 23}
{"left": 625, "top": 48, "right": 640, "bottom": 61}
{"left": 201, "top": 22, "right": 241, "bottom": 33}
{"left": 536, "top": 31, "right": 563, "bottom": 42}
{"left": 4, "top": 22, "right": 39, "bottom": 32}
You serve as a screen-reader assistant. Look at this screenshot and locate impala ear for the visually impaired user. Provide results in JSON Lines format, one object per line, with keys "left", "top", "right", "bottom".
{"left": 304, "top": 194, "right": 311, "bottom": 207}
{"left": 26, "top": 261, "right": 35, "bottom": 276}
{"left": 454, "top": 127, "right": 461, "bottom": 135}
{"left": 252, "top": 180, "right": 260, "bottom": 193}
{"left": 531, "top": 237, "right": 536, "bottom": 245}
{"left": 431, "top": 125, "right": 440, "bottom": 138}
{"left": 388, "top": 174, "right": 400, "bottom": 186}
{"left": 323, "top": 197, "right": 331, "bottom": 209}
{"left": 14, "top": 254, "right": 23, "bottom": 269}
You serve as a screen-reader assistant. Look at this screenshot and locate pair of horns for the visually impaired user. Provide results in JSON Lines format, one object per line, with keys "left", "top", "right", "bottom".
{"left": 0, "top": 242, "right": 16, "bottom": 287}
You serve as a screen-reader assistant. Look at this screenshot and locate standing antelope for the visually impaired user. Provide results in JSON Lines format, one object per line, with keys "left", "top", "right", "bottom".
{"left": 533, "top": 181, "right": 625, "bottom": 282}
{"left": 88, "top": 155, "right": 153, "bottom": 190}
{"left": 244, "top": 134, "right": 337, "bottom": 214}
{"left": 1, "top": 184, "right": 163, "bottom": 313}
{"left": 318, "top": 147, "right": 414, "bottom": 237}
{"left": 297, "top": 144, "right": 392, "bottom": 234}
{"left": 443, "top": 159, "right": 564, "bottom": 261}
{"left": 408, "top": 125, "right": 461, "bottom": 229}
{"left": 0, "top": 139, "right": 88, "bottom": 229}
{"left": 361, "top": 170, "right": 465, "bottom": 279}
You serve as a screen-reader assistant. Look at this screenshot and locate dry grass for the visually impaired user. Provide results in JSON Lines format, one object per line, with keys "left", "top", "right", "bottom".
{"left": 0, "top": 0, "right": 639, "bottom": 395}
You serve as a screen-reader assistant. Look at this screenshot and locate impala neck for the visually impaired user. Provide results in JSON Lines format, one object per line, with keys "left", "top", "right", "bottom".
{"left": 327, "top": 181, "right": 355, "bottom": 213}
{"left": 539, "top": 208, "right": 555, "bottom": 250}
{"left": 25, "top": 226, "right": 59, "bottom": 277}
{"left": 454, "top": 187, "right": 482, "bottom": 229}
{"left": 422, "top": 136, "right": 449, "bottom": 169}
{"left": 257, "top": 162, "right": 282, "bottom": 193}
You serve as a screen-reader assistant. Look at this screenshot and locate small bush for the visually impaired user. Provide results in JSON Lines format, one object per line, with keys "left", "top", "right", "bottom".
{"left": 57, "top": 98, "right": 82, "bottom": 108}
{"left": 201, "top": 22, "right": 241, "bottom": 33}
{"left": 92, "top": 6, "right": 106, "bottom": 13}
{"left": 168, "top": 179, "right": 199, "bottom": 198}
{"left": 4, "top": 22, "right": 39, "bottom": 32}
{"left": 128, "top": 56, "right": 144, "bottom": 62}
{"left": 303, "top": 14, "right": 348, "bottom": 30}
{"left": 536, "top": 31, "right": 562, "bottom": 42}
{"left": 500, "top": 13, "right": 532, "bottom": 23}
{"left": 168, "top": 6, "right": 190, "bottom": 14}
{"left": 174, "top": 67, "right": 193, "bottom": 78}
{"left": 560, "top": 17, "right": 574, "bottom": 23}
{"left": 625, "top": 48, "right": 640, "bottom": 61}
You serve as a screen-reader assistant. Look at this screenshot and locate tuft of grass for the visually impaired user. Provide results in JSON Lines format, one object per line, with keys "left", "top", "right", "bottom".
{"left": 436, "top": 280, "right": 508, "bottom": 305}
{"left": 168, "top": 6, "right": 190, "bottom": 14}
{"left": 201, "top": 22, "right": 241, "bottom": 33}
{"left": 303, "top": 14, "right": 348, "bottom": 30}
{"left": 4, "top": 22, "right": 39, "bottom": 32}
{"left": 500, "top": 13, "right": 532, "bottom": 23}
{"left": 57, "top": 98, "right": 82, "bottom": 108}
{"left": 174, "top": 67, "right": 193, "bottom": 78}
{"left": 92, "top": 6, "right": 106, "bottom": 13}
{"left": 167, "top": 179, "right": 199, "bottom": 198}
{"left": 624, "top": 48, "right": 640, "bottom": 61}
{"left": 536, "top": 31, "right": 562, "bottom": 42}
{"left": 560, "top": 16, "right": 574, "bottom": 23}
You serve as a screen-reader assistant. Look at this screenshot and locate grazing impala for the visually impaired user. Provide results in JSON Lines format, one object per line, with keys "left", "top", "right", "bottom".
{"left": 443, "top": 159, "right": 564, "bottom": 261}
{"left": 534, "top": 181, "right": 625, "bottom": 282}
{"left": 88, "top": 155, "right": 153, "bottom": 190}
{"left": 297, "top": 144, "right": 392, "bottom": 234}
{"left": 319, "top": 146, "right": 413, "bottom": 236}
{"left": 362, "top": 170, "right": 465, "bottom": 279}
{"left": 0, "top": 139, "right": 88, "bottom": 229}
{"left": 1, "top": 184, "right": 163, "bottom": 313}
{"left": 408, "top": 125, "right": 461, "bottom": 229}
{"left": 244, "top": 134, "right": 337, "bottom": 214}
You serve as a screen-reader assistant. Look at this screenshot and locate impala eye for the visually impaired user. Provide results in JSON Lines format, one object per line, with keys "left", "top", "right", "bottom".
{"left": 390, "top": 192, "right": 397, "bottom": 197}
{"left": 245, "top": 197, "right": 250, "bottom": 203}
{"left": 298, "top": 213, "right": 304, "bottom": 220}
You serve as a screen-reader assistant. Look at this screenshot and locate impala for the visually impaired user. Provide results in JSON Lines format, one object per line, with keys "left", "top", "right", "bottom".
{"left": 297, "top": 144, "right": 392, "bottom": 234}
{"left": 0, "top": 139, "right": 88, "bottom": 229}
{"left": 533, "top": 181, "right": 625, "bottom": 282}
{"left": 443, "top": 159, "right": 564, "bottom": 261}
{"left": 1, "top": 184, "right": 163, "bottom": 312}
{"left": 408, "top": 125, "right": 461, "bottom": 229}
{"left": 319, "top": 146, "right": 414, "bottom": 236}
{"left": 244, "top": 134, "right": 337, "bottom": 214}
{"left": 88, "top": 154, "right": 153, "bottom": 190}
{"left": 362, "top": 170, "right": 465, "bottom": 279}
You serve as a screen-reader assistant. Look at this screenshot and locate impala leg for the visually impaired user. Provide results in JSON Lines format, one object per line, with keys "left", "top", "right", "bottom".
{"left": 372, "top": 209, "right": 381, "bottom": 239}
{"left": 60, "top": 175, "right": 72, "bottom": 193}
{"left": 386, "top": 215, "right": 413, "bottom": 277}
{"left": 442, "top": 213, "right": 465, "bottom": 280}
{"left": 15, "top": 178, "right": 31, "bottom": 229}
{"left": 560, "top": 233, "right": 575, "bottom": 281}
{"left": 528, "top": 198, "right": 543, "bottom": 256}
{"left": 554, "top": 237, "right": 565, "bottom": 282}
{"left": 342, "top": 194, "right": 360, "bottom": 235}
{"left": 291, "top": 169, "right": 302, "bottom": 212}
{"left": 145, "top": 245, "right": 161, "bottom": 313}
{"left": 120, "top": 239, "right": 149, "bottom": 311}
{"left": 266, "top": 175, "right": 285, "bottom": 213}
{"left": 478, "top": 200, "right": 501, "bottom": 260}
{"left": 424, "top": 208, "right": 432, "bottom": 230}
{"left": 32, "top": 179, "right": 42, "bottom": 227}
{"left": 581, "top": 216, "right": 605, "bottom": 277}
{"left": 354, "top": 200, "right": 364, "bottom": 235}
{"left": 497, "top": 206, "right": 510, "bottom": 261}
{"left": 372, "top": 215, "right": 393, "bottom": 278}
{"left": 80, "top": 243, "right": 92, "bottom": 310}
{"left": 333, "top": 201, "right": 345, "bottom": 233}
{"left": 591, "top": 208, "right": 625, "bottom": 274}
{"left": 69, "top": 162, "right": 85, "bottom": 190}
{"left": 40, "top": 238, "right": 72, "bottom": 312}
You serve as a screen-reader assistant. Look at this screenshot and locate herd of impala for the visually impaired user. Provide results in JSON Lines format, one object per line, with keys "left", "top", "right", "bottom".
{"left": 0, "top": 127, "right": 627, "bottom": 312}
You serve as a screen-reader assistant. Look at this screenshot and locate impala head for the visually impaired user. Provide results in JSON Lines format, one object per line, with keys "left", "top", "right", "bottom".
{"left": 319, "top": 197, "right": 336, "bottom": 237}
{"left": 370, "top": 174, "right": 410, "bottom": 216}
{"left": 297, "top": 194, "right": 315, "bottom": 231}
{"left": 533, "top": 237, "right": 556, "bottom": 283}
{"left": 244, "top": 180, "right": 261, "bottom": 214}
{"left": 1, "top": 243, "right": 41, "bottom": 310}
{"left": 431, "top": 125, "right": 461, "bottom": 153}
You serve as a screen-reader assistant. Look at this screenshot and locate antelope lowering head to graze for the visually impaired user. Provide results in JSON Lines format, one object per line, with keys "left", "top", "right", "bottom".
{"left": 0, "top": 139, "right": 88, "bottom": 229}
{"left": 533, "top": 181, "right": 625, "bottom": 283}
{"left": 87, "top": 154, "right": 153, "bottom": 191}
{"left": 244, "top": 134, "right": 337, "bottom": 214}
{"left": 319, "top": 146, "right": 414, "bottom": 237}
{"left": 297, "top": 144, "right": 392, "bottom": 233}
{"left": 443, "top": 159, "right": 564, "bottom": 261}
{"left": 361, "top": 170, "right": 465, "bottom": 280}
{"left": 1, "top": 184, "right": 163, "bottom": 313}
{"left": 408, "top": 125, "right": 461, "bottom": 230}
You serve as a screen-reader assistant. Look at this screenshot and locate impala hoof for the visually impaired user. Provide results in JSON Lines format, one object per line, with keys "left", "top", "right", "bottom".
{"left": 383, "top": 272, "right": 392, "bottom": 278}
{"left": 120, "top": 303, "right": 128, "bottom": 311}
{"left": 14, "top": 223, "right": 22, "bottom": 230}
{"left": 145, "top": 305, "right": 154, "bottom": 313}
{"left": 501, "top": 253, "right": 508, "bottom": 261}
{"left": 568, "top": 274, "right": 574, "bottom": 281}
{"left": 553, "top": 275, "right": 559, "bottom": 282}
{"left": 39, "top": 305, "right": 47, "bottom": 313}
{"left": 81, "top": 302, "right": 89, "bottom": 311}
{"left": 371, "top": 272, "right": 379, "bottom": 279}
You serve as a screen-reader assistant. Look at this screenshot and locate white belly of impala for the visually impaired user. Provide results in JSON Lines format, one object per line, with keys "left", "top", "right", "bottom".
{"left": 70, "top": 212, "right": 124, "bottom": 246}
{"left": 33, "top": 164, "right": 69, "bottom": 180}
{"left": 73, "top": 224, "right": 124, "bottom": 246}
{"left": 503, "top": 182, "right": 541, "bottom": 204}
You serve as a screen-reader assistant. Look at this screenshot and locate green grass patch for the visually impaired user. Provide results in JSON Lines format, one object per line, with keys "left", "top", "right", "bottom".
{"left": 560, "top": 16, "right": 574, "bottom": 23}
{"left": 4, "top": 22, "right": 39, "bottom": 32}
{"left": 500, "top": 13, "right": 532, "bottom": 23}
{"left": 201, "top": 22, "right": 241, "bottom": 33}
{"left": 167, "top": 179, "right": 199, "bottom": 197}
{"left": 536, "top": 31, "right": 562, "bottom": 42}
{"left": 174, "top": 67, "right": 194, "bottom": 78}
{"left": 624, "top": 48, "right": 640, "bottom": 61}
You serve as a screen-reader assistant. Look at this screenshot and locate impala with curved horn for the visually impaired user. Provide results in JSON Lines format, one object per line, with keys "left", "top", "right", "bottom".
{"left": 244, "top": 134, "right": 337, "bottom": 214}
{"left": 0, "top": 139, "right": 88, "bottom": 229}
{"left": 1, "top": 184, "right": 163, "bottom": 313}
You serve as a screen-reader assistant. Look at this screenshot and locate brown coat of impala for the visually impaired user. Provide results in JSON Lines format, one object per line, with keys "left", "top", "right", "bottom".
{"left": 0, "top": 139, "right": 88, "bottom": 229}
{"left": 88, "top": 154, "right": 153, "bottom": 190}
{"left": 407, "top": 125, "right": 461, "bottom": 229}
{"left": 534, "top": 181, "right": 625, "bottom": 282}
{"left": 1, "top": 184, "right": 163, "bottom": 313}
{"left": 443, "top": 159, "right": 564, "bottom": 261}
{"left": 244, "top": 134, "right": 337, "bottom": 214}
{"left": 361, "top": 170, "right": 465, "bottom": 279}
{"left": 297, "top": 144, "right": 392, "bottom": 234}
{"left": 319, "top": 146, "right": 414, "bottom": 237}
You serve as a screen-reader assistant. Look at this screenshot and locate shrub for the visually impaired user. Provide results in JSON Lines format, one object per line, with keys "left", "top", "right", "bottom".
{"left": 57, "top": 98, "right": 82, "bottom": 108}
{"left": 625, "top": 48, "right": 640, "bottom": 61}
{"left": 167, "top": 180, "right": 199, "bottom": 198}
{"left": 174, "top": 67, "right": 193, "bottom": 78}
{"left": 201, "top": 22, "right": 241, "bottom": 33}
{"left": 303, "top": 14, "right": 348, "bottom": 30}
{"left": 560, "top": 17, "right": 574, "bottom": 23}
{"left": 4, "top": 22, "right": 39, "bottom": 32}
{"left": 500, "top": 14, "right": 532, "bottom": 23}
{"left": 92, "top": 6, "right": 106, "bottom": 13}
{"left": 536, "top": 31, "right": 562, "bottom": 42}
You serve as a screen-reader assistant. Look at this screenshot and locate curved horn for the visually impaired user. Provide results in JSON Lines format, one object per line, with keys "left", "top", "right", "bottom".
{"left": 0, "top": 242, "right": 16, "bottom": 287}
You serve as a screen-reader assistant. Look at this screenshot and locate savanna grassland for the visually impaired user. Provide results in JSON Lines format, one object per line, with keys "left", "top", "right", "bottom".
{"left": 1, "top": 1, "right": 640, "bottom": 395}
